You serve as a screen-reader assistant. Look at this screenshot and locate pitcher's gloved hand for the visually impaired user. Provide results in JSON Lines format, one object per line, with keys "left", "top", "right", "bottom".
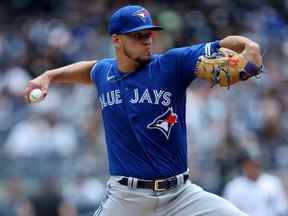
{"left": 196, "top": 47, "right": 263, "bottom": 88}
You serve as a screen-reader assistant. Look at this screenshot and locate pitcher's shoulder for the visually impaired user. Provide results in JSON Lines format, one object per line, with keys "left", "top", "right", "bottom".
{"left": 92, "top": 58, "right": 116, "bottom": 72}
{"left": 97, "top": 57, "right": 116, "bottom": 66}
{"left": 90, "top": 58, "right": 116, "bottom": 82}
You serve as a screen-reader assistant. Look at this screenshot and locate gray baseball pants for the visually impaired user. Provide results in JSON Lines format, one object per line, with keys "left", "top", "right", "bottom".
{"left": 93, "top": 175, "right": 248, "bottom": 216}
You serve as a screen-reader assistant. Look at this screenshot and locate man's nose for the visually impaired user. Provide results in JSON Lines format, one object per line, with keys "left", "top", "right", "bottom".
{"left": 143, "top": 38, "right": 152, "bottom": 46}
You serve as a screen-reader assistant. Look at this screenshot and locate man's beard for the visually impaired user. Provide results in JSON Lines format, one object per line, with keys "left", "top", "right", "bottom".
{"left": 123, "top": 46, "right": 151, "bottom": 66}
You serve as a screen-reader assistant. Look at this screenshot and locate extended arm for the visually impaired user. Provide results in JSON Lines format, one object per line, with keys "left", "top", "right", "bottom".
{"left": 40, "top": 60, "right": 96, "bottom": 84}
{"left": 24, "top": 60, "right": 96, "bottom": 102}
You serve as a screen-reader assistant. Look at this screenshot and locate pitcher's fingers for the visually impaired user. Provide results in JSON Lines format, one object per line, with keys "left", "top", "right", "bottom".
{"left": 24, "top": 82, "right": 42, "bottom": 103}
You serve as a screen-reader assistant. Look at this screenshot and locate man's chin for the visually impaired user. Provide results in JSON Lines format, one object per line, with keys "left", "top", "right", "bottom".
{"left": 136, "top": 56, "right": 151, "bottom": 65}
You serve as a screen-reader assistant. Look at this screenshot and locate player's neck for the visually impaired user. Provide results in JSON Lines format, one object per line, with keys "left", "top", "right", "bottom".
{"left": 116, "top": 52, "right": 140, "bottom": 73}
{"left": 117, "top": 60, "right": 139, "bottom": 73}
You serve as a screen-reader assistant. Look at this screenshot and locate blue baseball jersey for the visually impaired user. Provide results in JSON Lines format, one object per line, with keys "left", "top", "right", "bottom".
{"left": 90, "top": 41, "right": 220, "bottom": 179}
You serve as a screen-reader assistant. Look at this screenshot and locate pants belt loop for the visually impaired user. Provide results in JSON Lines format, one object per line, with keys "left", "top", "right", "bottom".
{"left": 176, "top": 174, "right": 184, "bottom": 186}
{"left": 176, "top": 175, "right": 180, "bottom": 186}
{"left": 128, "top": 177, "right": 133, "bottom": 189}
{"left": 132, "top": 178, "right": 138, "bottom": 189}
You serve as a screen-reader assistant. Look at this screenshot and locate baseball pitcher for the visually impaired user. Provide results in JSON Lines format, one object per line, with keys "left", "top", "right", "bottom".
{"left": 24, "top": 5, "right": 263, "bottom": 216}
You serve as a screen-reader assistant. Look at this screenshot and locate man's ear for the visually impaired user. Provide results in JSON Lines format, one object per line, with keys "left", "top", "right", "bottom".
{"left": 111, "top": 34, "right": 121, "bottom": 48}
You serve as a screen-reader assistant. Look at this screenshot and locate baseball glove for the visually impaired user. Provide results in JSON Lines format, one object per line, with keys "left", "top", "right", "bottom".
{"left": 195, "top": 47, "right": 263, "bottom": 88}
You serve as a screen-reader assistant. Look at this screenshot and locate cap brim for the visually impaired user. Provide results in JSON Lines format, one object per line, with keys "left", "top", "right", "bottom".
{"left": 121, "top": 25, "right": 163, "bottom": 34}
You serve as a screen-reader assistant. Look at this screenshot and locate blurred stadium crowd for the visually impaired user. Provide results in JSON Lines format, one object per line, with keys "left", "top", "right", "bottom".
{"left": 0, "top": 0, "right": 288, "bottom": 215}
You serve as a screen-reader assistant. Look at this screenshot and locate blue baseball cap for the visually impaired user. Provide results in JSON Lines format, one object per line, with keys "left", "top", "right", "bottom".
{"left": 108, "top": 5, "right": 163, "bottom": 35}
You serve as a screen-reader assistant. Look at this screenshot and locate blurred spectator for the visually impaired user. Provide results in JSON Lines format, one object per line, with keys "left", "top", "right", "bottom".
{"left": 223, "top": 151, "right": 288, "bottom": 216}
{"left": 4, "top": 112, "right": 79, "bottom": 158}
{"left": 27, "top": 176, "right": 77, "bottom": 216}
{"left": 0, "top": 176, "right": 29, "bottom": 216}
{"left": 214, "top": 133, "right": 247, "bottom": 195}
{"left": 257, "top": 90, "right": 287, "bottom": 170}
{"left": 62, "top": 174, "right": 105, "bottom": 215}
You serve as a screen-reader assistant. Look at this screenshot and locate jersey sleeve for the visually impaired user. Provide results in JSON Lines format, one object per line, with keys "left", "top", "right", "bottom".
{"left": 90, "top": 61, "right": 100, "bottom": 84}
{"left": 165, "top": 41, "right": 220, "bottom": 87}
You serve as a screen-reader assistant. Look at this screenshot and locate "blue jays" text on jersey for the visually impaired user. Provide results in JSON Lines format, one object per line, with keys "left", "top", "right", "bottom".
{"left": 99, "top": 88, "right": 172, "bottom": 109}
{"left": 90, "top": 41, "right": 220, "bottom": 179}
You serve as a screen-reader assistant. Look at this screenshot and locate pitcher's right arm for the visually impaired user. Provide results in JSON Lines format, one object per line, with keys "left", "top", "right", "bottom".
{"left": 24, "top": 60, "right": 97, "bottom": 103}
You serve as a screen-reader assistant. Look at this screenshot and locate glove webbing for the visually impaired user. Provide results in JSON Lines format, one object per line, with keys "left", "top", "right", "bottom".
{"left": 211, "top": 62, "right": 232, "bottom": 89}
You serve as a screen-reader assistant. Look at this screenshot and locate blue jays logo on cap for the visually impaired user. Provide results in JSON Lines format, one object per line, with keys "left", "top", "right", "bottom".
{"left": 147, "top": 107, "right": 178, "bottom": 139}
{"left": 108, "top": 5, "right": 163, "bottom": 35}
{"left": 133, "top": 9, "right": 150, "bottom": 22}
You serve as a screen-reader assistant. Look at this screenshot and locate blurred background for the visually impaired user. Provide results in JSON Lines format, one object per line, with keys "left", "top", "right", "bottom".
{"left": 0, "top": 0, "right": 287, "bottom": 215}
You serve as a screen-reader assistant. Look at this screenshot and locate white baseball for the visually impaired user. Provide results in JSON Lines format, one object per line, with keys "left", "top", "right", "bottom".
{"left": 29, "top": 88, "right": 42, "bottom": 103}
